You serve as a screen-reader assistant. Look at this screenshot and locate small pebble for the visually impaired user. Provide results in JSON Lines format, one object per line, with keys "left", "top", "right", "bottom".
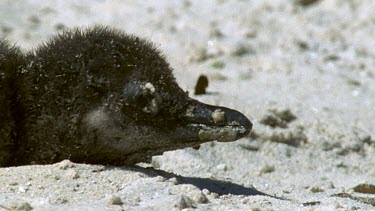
{"left": 54, "top": 197, "right": 68, "bottom": 204}
{"left": 209, "top": 72, "right": 228, "bottom": 81}
{"left": 211, "top": 192, "right": 220, "bottom": 198}
{"left": 15, "top": 202, "right": 33, "bottom": 211}
{"left": 211, "top": 60, "right": 225, "bottom": 69}
{"left": 216, "top": 163, "right": 228, "bottom": 171}
{"left": 155, "top": 176, "right": 166, "bottom": 182}
{"left": 202, "top": 189, "right": 210, "bottom": 195}
{"left": 230, "top": 43, "right": 254, "bottom": 56}
{"left": 28, "top": 15, "right": 40, "bottom": 25}
{"left": 54, "top": 23, "right": 66, "bottom": 31}
{"left": 168, "top": 177, "right": 179, "bottom": 185}
{"left": 209, "top": 27, "right": 224, "bottom": 38}
{"left": 187, "top": 190, "right": 209, "bottom": 204}
{"left": 239, "top": 142, "right": 260, "bottom": 151}
{"left": 18, "top": 186, "right": 27, "bottom": 193}
{"left": 259, "top": 165, "right": 275, "bottom": 174}
{"left": 66, "top": 169, "right": 79, "bottom": 179}
{"left": 244, "top": 29, "right": 257, "bottom": 38}
{"left": 260, "top": 108, "right": 297, "bottom": 128}
{"left": 57, "top": 160, "right": 75, "bottom": 170}
{"left": 266, "top": 129, "right": 308, "bottom": 147}
{"left": 302, "top": 201, "right": 321, "bottom": 206}
{"left": 310, "top": 186, "right": 324, "bottom": 193}
{"left": 260, "top": 114, "right": 288, "bottom": 128}
{"left": 353, "top": 184, "right": 375, "bottom": 194}
{"left": 175, "top": 195, "right": 195, "bottom": 210}
{"left": 295, "top": 0, "right": 320, "bottom": 6}
{"left": 189, "top": 47, "right": 208, "bottom": 62}
{"left": 328, "top": 182, "right": 335, "bottom": 189}
{"left": 270, "top": 109, "right": 297, "bottom": 123}
{"left": 108, "top": 195, "right": 123, "bottom": 205}
{"left": 91, "top": 166, "right": 105, "bottom": 172}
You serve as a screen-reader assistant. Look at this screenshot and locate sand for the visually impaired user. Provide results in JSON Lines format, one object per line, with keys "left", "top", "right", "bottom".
{"left": 0, "top": 0, "right": 374, "bottom": 210}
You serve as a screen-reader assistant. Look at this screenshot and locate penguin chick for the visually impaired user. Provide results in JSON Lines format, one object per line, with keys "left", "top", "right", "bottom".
{"left": 2, "top": 26, "right": 252, "bottom": 166}
{"left": 0, "top": 41, "right": 27, "bottom": 165}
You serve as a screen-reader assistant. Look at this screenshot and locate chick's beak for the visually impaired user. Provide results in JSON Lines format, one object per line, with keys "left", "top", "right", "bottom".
{"left": 178, "top": 99, "right": 252, "bottom": 142}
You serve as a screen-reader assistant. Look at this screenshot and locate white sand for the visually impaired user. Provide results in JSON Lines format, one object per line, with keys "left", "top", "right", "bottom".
{"left": 1, "top": 0, "right": 374, "bottom": 210}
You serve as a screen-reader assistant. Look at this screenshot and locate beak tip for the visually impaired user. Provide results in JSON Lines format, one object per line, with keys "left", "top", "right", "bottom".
{"left": 226, "top": 109, "right": 253, "bottom": 136}
{"left": 246, "top": 118, "right": 253, "bottom": 132}
{"left": 239, "top": 118, "right": 253, "bottom": 138}
{"left": 220, "top": 110, "right": 253, "bottom": 140}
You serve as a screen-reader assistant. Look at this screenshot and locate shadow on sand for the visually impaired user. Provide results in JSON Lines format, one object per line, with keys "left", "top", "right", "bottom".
{"left": 114, "top": 166, "right": 285, "bottom": 199}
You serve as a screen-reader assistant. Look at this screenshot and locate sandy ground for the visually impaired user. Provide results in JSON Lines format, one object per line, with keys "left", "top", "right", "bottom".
{"left": 1, "top": 0, "right": 375, "bottom": 210}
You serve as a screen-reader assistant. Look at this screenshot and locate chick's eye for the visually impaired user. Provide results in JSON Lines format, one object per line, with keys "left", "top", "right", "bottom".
{"left": 142, "top": 96, "right": 160, "bottom": 115}
{"left": 123, "top": 81, "right": 161, "bottom": 115}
